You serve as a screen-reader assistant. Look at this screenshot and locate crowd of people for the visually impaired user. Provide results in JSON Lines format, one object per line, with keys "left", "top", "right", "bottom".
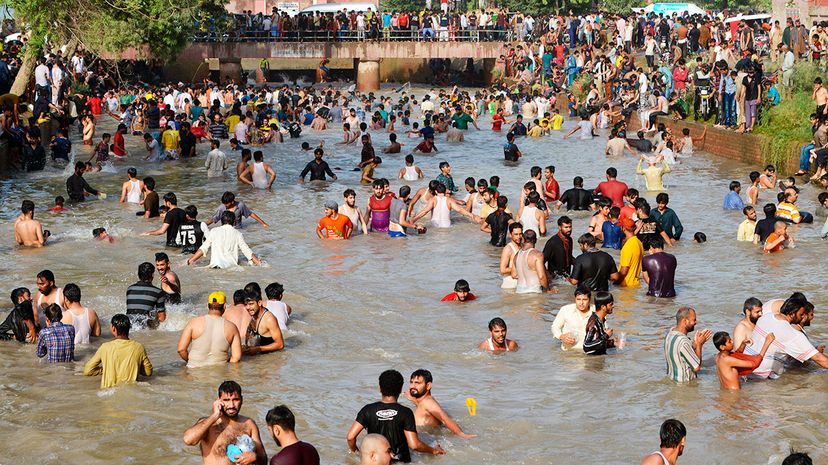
{"left": 2, "top": 5, "right": 828, "bottom": 465}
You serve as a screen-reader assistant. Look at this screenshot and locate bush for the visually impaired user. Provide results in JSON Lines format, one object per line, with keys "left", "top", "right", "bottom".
{"left": 754, "top": 91, "right": 812, "bottom": 170}
{"left": 791, "top": 61, "right": 822, "bottom": 94}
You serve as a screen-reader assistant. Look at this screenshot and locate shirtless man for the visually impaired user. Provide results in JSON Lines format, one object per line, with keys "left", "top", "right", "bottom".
{"left": 813, "top": 77, "right": 828, "bottom": 122}
{"left": 177, "top": 292, "right": 242, "bottom": 368}
{"left": 510, "top": 230, "right": 555, "bottom": 293}
{"left": 478, "top": 317, "right": 519, "bottom": 352}
{"left": 605, "top": 132, "right": 635, "bottom": 157}
{"left": 242, "top": 290, "right": 284, "bottom": 355}
{"left": 500, "top": 223, "right": 523, "bottom": 289}
{"left": 155, "top": 252, "right": 181, "bottom": 304}
{"left": 732, "top": 297, "right": 763, "bottom": 349}
{"left": 713, "top": 331, "right": 775, "bottom": 390}
{"left": 224, "top": 290, "right": 252, "bottom": 341}
{"left": 339, "top": 189, "right": 369, "bottom": 236}
{"left": 182, "top": 381, "right": 267, "bottom": 465}
{"left": 382, "top": 133, "right": 402, "bottom": 154}
{"left": 410, "top": 183, "right": 480, "bottom": 228}
{"left": 14, "top": 200, "right": 49, "bottom": 248}
{"left": 407, "top": 181, "right": 439, "bottom": 219}
{"left": 758, "top": 165, "right": 776, "bottom": 190}
{"left": 34, "top": 270, "right": 64, "bottom": 329}
{"left": 405, "top": 369, "right": 476, "bottom": 439}
{"left": 588, "top": 199, "right": 611, "bottom": 240}
{"left": 236, "top": 149, "right": 252, "bottom": 182}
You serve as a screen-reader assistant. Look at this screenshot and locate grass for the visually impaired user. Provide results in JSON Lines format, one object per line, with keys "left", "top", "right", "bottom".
{"left": 754, "top": 91, "right": 813, "bottom": 171}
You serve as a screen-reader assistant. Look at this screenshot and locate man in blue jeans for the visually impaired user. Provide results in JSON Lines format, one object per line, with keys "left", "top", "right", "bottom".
{"left": 795, "top": 113, "right": 820, "bottom": 176}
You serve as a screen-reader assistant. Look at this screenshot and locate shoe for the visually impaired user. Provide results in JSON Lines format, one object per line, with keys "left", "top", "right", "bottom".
{"left": 794, "top": 171, "right": 808, "bottom": 176}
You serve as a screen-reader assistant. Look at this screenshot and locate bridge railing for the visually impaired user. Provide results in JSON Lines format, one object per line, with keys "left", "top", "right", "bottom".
{"left": 192, "top": 28, "right": 514, "bottom": 43}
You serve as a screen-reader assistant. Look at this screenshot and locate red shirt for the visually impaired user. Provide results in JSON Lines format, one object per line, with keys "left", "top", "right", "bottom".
{"left": 545, "top": 177, "right": 560, "bottom": 202}
{"left": 620, "top": 204, "right": 635, "bottom": 224}
{"left": 441, "top": 292, "right": 476, "bottom": 302}
{"left": 492, "top": 113, "right": 504, "bottom": 131}
{"left": 113, "top": 132, "right": 126, "bottom": 156}
{"left": 415, "top": 140, "right": 434, "bottom": 153}
{"left": 594, "top": 180, "right": 628, "bottom": 209}
{"left": 87, "top": 97, "right": 102, "bottom": 115}
{"left": 47, "top": 206, "right": 65, "bottom": 212}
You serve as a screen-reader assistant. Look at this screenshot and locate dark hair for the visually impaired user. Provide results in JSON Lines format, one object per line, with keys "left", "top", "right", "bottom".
{"left": 627, "top": 188, "right": 639, "bottom": 199}
{"left": 635, "top": 198, "right": 651, "bottom": 215}
{"left": 163, "top": 192, "right": 177, "bottom": 205}
{"left": 523, "top": 229, "right": 537, "bottom": 245}
{"left": 488, "top": 317, "right": 507, "bottom": 330}
{"left": 265, "top": 405, "right": 296, "bottom": 431}
{"left": 530, "top": 166, "right": 542, "bottom": 177}
{"left": 111, "top": 313, "right": 131, "bottom": 337}
{"left": 545, "top": 165, "right": 555, "bottom": 174}
{"left": 221, "top": 210, "right": 235, "bottom": 225}
{"left": 399, "top": 185, "right": 411, "bottom": 198}
{"left": 693, "top": 232, "right": 707, "bottom": 243}
{"left": 573, "top": 176, "right": 584, "bottom": 187}
{"left": 574, "top": 285, "right": 592, "bottom": 298}
{"left": 606, "top": 167, "right": 618, "bottom": 178}
{"left": 63, "top": 283, "right": 81, "bottom": 303}
{"left": 749, "top": 171, "right": 760, "bottom": 183}
{"left": 185, "top": 205, "right": 198, "bottom": 219}
{"left": 144, "top": 177, "right": 156, "bottom": 190}
{"left": 138, "top": 262, "right": 154, "bottom": 282}
{"left": 577, "top": 233, "right": 597, "bottom": 248}
{"left": 594, "top": 291, "right": 613, "bottom": 309}
{"left": 712, "top": 331, "right": 730, "bottom": 350}
{"left": 656, "top": 193, "right": 669, "bottom": 205}
{"left": 763, "top": 203, "right": 776, "bottom": 218}
{"left": 743, "top": 297, "right": 762, "bottom": 313}
{"left": 92, "top": 227, "right": 106, "bottom": 238}
{"left": 218, "top": 380, "right": 242, "bottom": 397}
{"left": 780, "top": 296, "right": 806, "bottom": 316}
{"left": 649, "top": 235, "right": 665, "bottom": 249}
{"left": 155, "top": 252, "right": 169, "bottom": 263}
{"left": 265, "top": 282, "right": 284, "bottom": 300}
{"left": 558, "top": 216, "right": 572, "bottom": 226}
{"left": 37, "top": 270, "right": 55, "bottom": 282}
{"left": 221, "top": 191, "right": 236, "bottom": 204}
{"left": 729, "top": 180, "right": 741, "bottom": 191}
{"left": 782, "top": 451, "right": 813, "bottom": 465}
{"left": 233, "top": 289, "right": 246, "bottom": 305}
{"left": 659, "top": 419, "right": 686, "bottom": 448}
{"left": 21, "top": 200, "right": 35, "bottom": 214}
{"left": 128, "top": 167, "right": 137, "bottom": 177}
{"left": 54, "top": 196, "right": 64, "bottom": 206}
{"left": 411, "top": 368, "right": 433, "bottom": 384}
{"left": 11, "top": 287, "right": 30, "bottom": 305}
{"left": 378, "top": 369, "right": 404, "bottom": 397}
{"left": 44, "top": 303, "right": 62, "bottom": 323}
{"left": 454, "top": 279, "right": 470, "bottom": 292}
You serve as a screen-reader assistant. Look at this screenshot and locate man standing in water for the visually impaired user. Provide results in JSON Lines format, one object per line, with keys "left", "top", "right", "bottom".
{"left": 405, "top": 369, "right": 476, "bottom": 439}
{"left": 15, "top": 200, "right": 49, "bottom": 248}
{"left": 478, "top": 317, "right": 519, "bottom": 351}
{"left": 182, "top": 380, "right": 268, "bottom": 465}
{"left": 207, "top": 192, "right": 269, "bottom": 229}
{"left": 639, "top": 419, "right": 686, "bottom": 465}
{"left": 83, "top": 314, "right": 153, "bottom": 388}
{"left": 347, "top": 370, "right": 445, "bottom": 463}
{"left": 642, "top": 236, "right": 677, "bottom": 298}
{"left": 299, "top": 147, "right": 337, "bottom": 184}
{"left": 239, "top": 151, "right": 276, "bottom": 190}
{"left": 543, "top": 216, "right": 574, "bottom": 279}
{"left": 242, "top": 290, "right": 284, "bottom": 355}
{"left": 142, "top": 192, "right": 186, "bottom": 247}
{"left": 126, "top": 262, "right": 167, "bottom": 328}
{"left": 499, "top": 222, "right": 523, "bottom": 289}
{"left": 66, "top": 161, "right": 101, "bottom": 202}
{"left": 177, "top": 292, "right": 242, "bottom": 368}
{"left": 34, "top": 269, "right": 64, "bottom": 329}
{"left": 188, "top": 211, "right": 262, "bottom": 268}
{"left": 664, "top": 307, "right": 712, "bottom": 383}
{"left": 410, "top": 183, "right": 479, "bottom": 228}
{"left": 511, "top": 230, "right": 554, "bottom": 294}
{"left": 154, "top": 252, "right": 181, "bottom": 304}
{"left": 732, "top": 297, "right": 763, "bottom": 349}
{"left": 568, "top": 233, "right": 619, "bottom": 292}
{"left": 265, "top": 405, "right": 320, "bottom": 464}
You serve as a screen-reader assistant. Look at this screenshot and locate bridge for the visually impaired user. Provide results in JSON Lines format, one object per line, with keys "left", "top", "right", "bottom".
{"left": 171, "top": 40, "right": 505, "bottom": 90}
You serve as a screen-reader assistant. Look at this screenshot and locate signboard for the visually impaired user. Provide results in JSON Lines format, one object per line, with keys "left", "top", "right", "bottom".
{"left": 270, "top": 43, "right": 326, "bottom": 58}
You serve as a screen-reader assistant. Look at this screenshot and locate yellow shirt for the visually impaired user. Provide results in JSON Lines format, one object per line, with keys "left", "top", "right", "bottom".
{"left": 480, "top": 203, "right": 512, "bottom": 221}
{"left": 551, "top": 114, "right": 564, "bottom": 130}
{"left": 84, "top": 339, "right": 153, "bottom": 389}
{"left": 619, "top": 236, "right": 643, "bottom": 287}
{"left": 637, "top": 160, "right": 671, "bottom": 191}
{"left": 528, "top": 125, "right": 543, "bottom": 137}
{"left": 225, "top": 114, "right": 241, "bottom": 133}
{"left": 736, "top": 219, "right": 756, "bottom": 241}
{"left": 161, "top": 129, "right": 180, "bottom": 151}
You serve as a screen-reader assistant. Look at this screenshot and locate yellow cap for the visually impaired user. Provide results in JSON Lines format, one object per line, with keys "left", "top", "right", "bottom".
{"left": 208, "top": 292, "right": 226, "bottom": 305}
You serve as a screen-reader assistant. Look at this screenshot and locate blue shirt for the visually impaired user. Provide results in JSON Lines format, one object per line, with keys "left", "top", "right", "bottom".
{"left": 723, "top": 191, "right": 745, "bottom": 210}
{"left": 601, "top": 221, "right": 623, "bottom": 249}
{"left": 767, "top": 87, "right": 780, "bottom": 105}
{"left": 36, "top": 322, "right": 75, "bottom": 363}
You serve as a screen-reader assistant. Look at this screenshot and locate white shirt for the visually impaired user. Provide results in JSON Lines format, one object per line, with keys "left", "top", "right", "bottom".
{"left": 71, "top": 55, "right": 84, "bottom": 73}
{"left": 234, "top": 121, "right": 249, "bottom": 142}
{"left": 638, "top": 73, "right": 649, "bottom": 96}
{"left": 51, "top": 66, "right": 63, "bottom": 86}
{"left": 265, "top": 300, "right": 290, "bottom": 330}
{"left": 163, "top": 93, "right": 177, "bottom": 112}
{"left": 550, "top": 303, "right": 596, "bottom": 351}
{"left": 204, "top": 149, "right": 228, "bottom": 178}
{"left": 198, "top": 224, "right": 255, "bottom": 269}
{"left": 748, "top": 313, "right": 818, "bottom": 378}
{"left": 783, "top": 51, "right": 795, "bottom": 71}
{"left": 35, "top": 64, "right": 50, "bottom": 87}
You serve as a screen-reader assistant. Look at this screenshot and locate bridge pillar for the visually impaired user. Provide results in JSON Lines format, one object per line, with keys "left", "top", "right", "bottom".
{"left": 356, "top": 60, "right": 380, "bottom": 92}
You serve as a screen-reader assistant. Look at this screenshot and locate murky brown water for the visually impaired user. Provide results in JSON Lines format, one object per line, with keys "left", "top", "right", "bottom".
{"left": 0, "top": 95, "right": 826, "bottom": 464}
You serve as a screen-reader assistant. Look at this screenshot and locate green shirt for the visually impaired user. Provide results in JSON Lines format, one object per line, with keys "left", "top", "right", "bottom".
{"left": 451, "top": 113, "right": 474, "bottom": 130}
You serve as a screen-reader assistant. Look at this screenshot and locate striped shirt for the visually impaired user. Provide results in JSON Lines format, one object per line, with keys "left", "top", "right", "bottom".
{"left": 36, "top": 321, "right": 75, "bottom": 363}
{"left": 126, "top": 281, "right": 167, "bottom": 317}
{"left": 664, "top": 330, "right": 699, "bottom": 382}
{"left": 775, "top": 202, "right": 800, "bottom": 222}
{"left": 208, "top": 123, "right": 229, "bottom": 140}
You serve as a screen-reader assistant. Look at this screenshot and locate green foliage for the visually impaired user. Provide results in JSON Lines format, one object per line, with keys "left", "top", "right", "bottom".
{"left": 790, "top": 61, "right": 823, "bottom": 94}
{"left": 9, "top": 0, "right": 228, "bottom": 61}
{"left": 754, "top": 91, "right": 812, "bottom": 172}
{"left": 600, "top": 0, "right": 646, "bottom": 14}
{"left": 572, "top": 72, "right": 593, "bottom": 101}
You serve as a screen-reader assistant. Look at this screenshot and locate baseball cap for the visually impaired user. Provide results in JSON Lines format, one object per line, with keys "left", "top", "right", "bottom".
{"left": 324, "top": 200, "right": 338, "bottom": 211}
{"left": 208, "top": 292, "right": 226, "bottom": 305}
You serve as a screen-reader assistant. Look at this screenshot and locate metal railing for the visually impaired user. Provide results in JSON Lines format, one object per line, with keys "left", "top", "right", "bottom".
{"left": 193, "top": 27, "right": 515, "bottom": 43}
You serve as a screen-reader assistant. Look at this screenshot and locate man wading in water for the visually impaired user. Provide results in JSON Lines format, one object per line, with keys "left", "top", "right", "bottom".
{"left": 183, "top": 380, "right": 267, "bottom": 465}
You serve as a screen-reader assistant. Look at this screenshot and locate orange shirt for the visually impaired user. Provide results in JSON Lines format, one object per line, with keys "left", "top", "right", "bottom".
{"left": 318, "top": 214, "right": 353, "bottom": 239}
{"left": 764, "top": 233, "right": 784, "bottom": 253}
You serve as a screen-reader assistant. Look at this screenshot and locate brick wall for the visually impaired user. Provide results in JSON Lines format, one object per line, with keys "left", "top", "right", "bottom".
{"left": 553, "top": 93, "right": 800, "bottom": 173}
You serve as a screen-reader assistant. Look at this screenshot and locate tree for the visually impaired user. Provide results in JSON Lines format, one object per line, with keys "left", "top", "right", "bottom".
{"left": 8, "top": 0, "right": 227, "bottom": 97}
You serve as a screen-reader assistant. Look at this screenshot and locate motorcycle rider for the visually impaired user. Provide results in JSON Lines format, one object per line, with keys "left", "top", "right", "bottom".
{"left": 693, "top": 63, "right": 715, "bottom": 121}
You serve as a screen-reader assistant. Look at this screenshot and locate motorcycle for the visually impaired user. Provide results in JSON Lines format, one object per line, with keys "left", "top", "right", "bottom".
{"left": 694, "top": 85, "right": 716, "bottom": 121}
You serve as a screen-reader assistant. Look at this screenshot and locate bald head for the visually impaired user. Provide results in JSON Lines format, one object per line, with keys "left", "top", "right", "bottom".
{"left": 360, "top": 434, "right": 392, "bottom": 465}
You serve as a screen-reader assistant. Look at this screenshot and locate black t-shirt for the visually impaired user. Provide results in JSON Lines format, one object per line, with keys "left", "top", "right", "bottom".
{"left": 755, "top": 217, "right": 775, "bottom": 243}
{"left": 178, "top": 219, "right": 205, "bottom": 254}
{"left": 543, "top": 233, "right": 573, "bottom": 277}
{"left": 145, "top": 106, "right": 161, "bottom": 129}
{"left": 636, "top": 217, "right": 663, "bottom": 249}
{"left": 289, "top": 122, "right": 302, "bottom": 138}
{"left": 486, "top": 210, "right": 512, "bottom": 246}
{"left": 742, "top": 76, "right": 760, "bottom": 101}
{"left": 269, "top": 441, "right": 320, "bottom": 465}
{"left": 559, "top": 187, "right": 592, "bottom": 211}
{"left": 180, "top": 132, "right": 197, "bottom": 157}
{"left": 164, "top": 207, "right": 186, "bottom": 247}
{"left": 144, "top": 191, "right": 160, "bottom": 218}
{"left": 355, "top": 401, "right": 416, "bottom": 463}
{"left": 571, "top": 249, "right": 618, "bottom": 292}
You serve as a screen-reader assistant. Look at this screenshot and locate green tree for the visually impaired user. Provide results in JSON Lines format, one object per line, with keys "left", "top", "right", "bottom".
{"left": 8, "top": 0, "right": 227, "bottom": 97}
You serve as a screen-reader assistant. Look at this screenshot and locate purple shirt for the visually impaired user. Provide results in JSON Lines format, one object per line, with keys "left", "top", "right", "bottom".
{"left": 642, "top": 252, "right": 677, "bottom": 297}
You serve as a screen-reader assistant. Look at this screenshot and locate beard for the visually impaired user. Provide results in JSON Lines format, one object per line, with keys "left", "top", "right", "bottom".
{"left": 223, "top": 407, "right": 239, "bottom": 419}
{"left": 409, "top": 388, "right": 425, "bottom": 398}
{"left": 749, "top": 315, "right": 760, "bottom": 324}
